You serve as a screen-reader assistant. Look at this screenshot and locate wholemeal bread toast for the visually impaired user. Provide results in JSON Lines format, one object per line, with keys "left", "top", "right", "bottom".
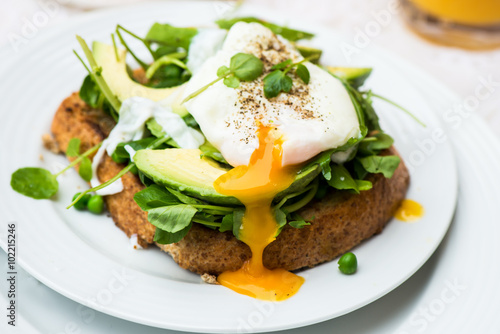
{"left": 50, "top": 93, "right": 410, "bottom": 275}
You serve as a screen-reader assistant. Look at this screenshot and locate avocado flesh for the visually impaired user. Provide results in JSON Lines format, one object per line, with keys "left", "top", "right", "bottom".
{"left": 92, "top": 41, "right": 187, "bottom": 116}
{"left": 326, "top": 66, "right": 372, "bottom": 88}
{"left": 134, "top": 149, "right": 322, "bottom": 206}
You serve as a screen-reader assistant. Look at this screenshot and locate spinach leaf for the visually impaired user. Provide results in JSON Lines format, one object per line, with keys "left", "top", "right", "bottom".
{"left": 220, "top": 213, "right": 234, "bottom": 233}
{"left": 166, "top": 187, "right": 204, "bottom": 205}
{"left": 358, "top": 155, "right": 401, "bottom": 178}
{"left": 147, "top": 204, "right": 197, "bottom": 233}
{"left": 145, "top": 23, "right": 198, "bottom": 50}
{"left": 79, "top": 75, "right": 101, "bottom": 108}
{"left": 216, "top": 17, "right": 314, "bottom": 41}
{"left": 274, "top": 208, "right": 288, "bottom": 237}
{"left": 11, "top": 167, "right": 58, "bottom": 199}
{"left": 133, "top": 184, "right": 181, "bottom": 211}
{"left": 154, "top": 223, "right": 192, "bottom": 244}
{"left": 232, "top": 208, "right": 245, "bottom": 239}
{"left": 327, "top": 164, "right": 359, "bottom": 193}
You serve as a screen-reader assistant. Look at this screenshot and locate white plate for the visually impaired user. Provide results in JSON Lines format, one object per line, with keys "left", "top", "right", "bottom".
{"left": 0, "top": 2, "right": 457, "bottom": 333}
{"left": 2, "top": 44, "right": 500, "bottom": 334}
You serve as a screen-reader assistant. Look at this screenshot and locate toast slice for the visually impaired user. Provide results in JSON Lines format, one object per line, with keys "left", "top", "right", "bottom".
{"left": 51, "top": 93, "right": 410, "bottom": 274}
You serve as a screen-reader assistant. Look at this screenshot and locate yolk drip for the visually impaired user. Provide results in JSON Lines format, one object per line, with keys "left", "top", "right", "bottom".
{"left": 395, "top": 199, "right": 424, "bottom": 222}
{"left": 214, "top": 126, "right": 304, "bottom": 301}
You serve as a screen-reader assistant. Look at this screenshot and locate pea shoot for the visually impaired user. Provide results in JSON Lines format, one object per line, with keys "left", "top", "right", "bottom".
{"left": 10, "top": 142, "right": 101, "bottom": 200}
{"left": 338, "top": 252, "right": 357, "bottom": 275}
{"left": 182, "top": 52, "right": 264, "bottom": 103}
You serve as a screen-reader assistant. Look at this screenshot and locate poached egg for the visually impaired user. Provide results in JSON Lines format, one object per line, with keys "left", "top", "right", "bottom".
{"left": 183, "top": 22, "right": 360, "bottom": 167}
{"left": 182, "top": 22, "right": 361, "bottom": 301}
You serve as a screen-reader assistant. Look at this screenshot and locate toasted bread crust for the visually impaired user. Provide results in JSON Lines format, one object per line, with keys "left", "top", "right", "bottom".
{"left": 51, "top": 93, "right": 410, "bottom": 274}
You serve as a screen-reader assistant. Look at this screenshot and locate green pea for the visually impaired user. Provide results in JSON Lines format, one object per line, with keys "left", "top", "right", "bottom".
{"left": 72, "top": 192, "right": 91, "bottom": 211}
{"left": 338, "top": 252, "right": 357, "bottom": 275}
{"left": 87, "top": 195, "right": 104, "bottom": 214}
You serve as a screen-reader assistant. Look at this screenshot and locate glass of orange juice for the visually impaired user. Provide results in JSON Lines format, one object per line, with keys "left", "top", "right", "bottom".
{"left": 400, "top": 0, "right": 500, "bottom": 49}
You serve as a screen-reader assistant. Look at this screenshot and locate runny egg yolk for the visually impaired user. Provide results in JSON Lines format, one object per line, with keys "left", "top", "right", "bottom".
{"left": 395, "top": 199, "right": 424, "bottom": 222}
{"left": 214, "top": 126, "right": 305, "bottom": 301}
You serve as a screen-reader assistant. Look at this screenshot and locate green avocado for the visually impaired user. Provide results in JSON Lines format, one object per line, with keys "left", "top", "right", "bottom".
{"left": 134, "top": 148, "right": 321, "bottom": 206}
{"left": 92, "top": 41, "right": 187, "bottom": 115}
{"left": 326, "top": 66, "right": 372, "bottom": 88}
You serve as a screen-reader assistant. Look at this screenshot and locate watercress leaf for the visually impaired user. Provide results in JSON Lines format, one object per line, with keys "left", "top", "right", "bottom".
{"left": 230, "top": 53, "right": 264, "bottom": 81}
{"left": 263, "top": 70, "right": 293, "bottom": 98}
{"left": 78, "top": 156, "right": 92, "bottom": 182}
{"left": 271, "top": 59, "right": 292, "bottom": 70}
{"left": 289, "top": 220, "right": 311, "bottom": 228}
{"left": 166, "top": 187, "right": 204, "bottom": 205}
{"left": 147, "top": 204, "right": 197, "bottom": 233}
{"left": 215, "top": 17, "right": 314, "bottom": 41}
{"left": 154, "top": 223, "right": 192, "bottom": 244}
{"left": 274, "top": 208, "right": 287, "bottom": 237}
{"left": 358, "top": 155, "right": 401, "bottom": 178}
{"left": 79, "top": 75, "right": 100, "bottom": 108}
{"left": 295, "top": 64, "right": 310, "bottom": 84}
{"left": 217, "top": 65, "right": 231, "bottom": 77}
{"left": 66, "top": 138, "right": 81, "bottom": 157}
{"left": 232, "top": 208, "right": 245, "bottom": 239}
{"left": 11, "top": 167, "right": 58, "bottom": 199}
{"left": 134, "top": 184, "right": 181, "bottom": 211}
{"left": 327, "top": 164, "right": 359, "bottom": 193}
{"left": 355, "top": 179, "right": 373, "bottom": 191}
{"left": 145, "top": 23, "right": 198, "bottom": 50}
{"left": 223, "top": 75, "right": 240, "bottom": 88}
{"left": 220, "top": 214, "right": 233, "bottom": 233}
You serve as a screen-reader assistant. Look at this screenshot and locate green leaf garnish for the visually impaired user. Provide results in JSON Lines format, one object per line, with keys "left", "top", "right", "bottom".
{"left": 263, "top": 70, "right": 293, "bottom": 98}
{"left": 79, "top": 156, "right": 93, "bottom": 182}
{"left": 11, "top": 168, "right": 59, "bottom": 200}
{"left": 263, "top": 58, "right": 311, "bottom": 98}
{"left": 145, "top": 23, "right": 198, "bottom": 51}
{"left": 295, "top": 64, "right": 310, "bottom": 84}
{"left": 357, "top": 155, "right": 401, "bottom": 178}
{"left": 147, "top": 204, "right": 198, "bottom": 233}
{"left": 215, "top": 17, "right": 314, "bottom": 42}
{"left": 66, "top": 138, "right": 81, "bottom": 158}
{"left": 154, "top": 223, "right": 192, "bottom": 244}
{"left": 289, "top": 220, "right": 311, "bottom": 228}
{"left": 182, "top": 52, "right": 263, "bottom": 103}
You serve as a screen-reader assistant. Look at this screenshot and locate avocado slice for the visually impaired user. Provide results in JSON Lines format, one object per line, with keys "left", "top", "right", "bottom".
{"left": 326, "top": 66, "right": 372, "bottom": 88}
{"left": 92, "top": 41, "right": 185, "bottom": 112}
{"left": 134, "top": 149, "right": 322, "bottom": 206}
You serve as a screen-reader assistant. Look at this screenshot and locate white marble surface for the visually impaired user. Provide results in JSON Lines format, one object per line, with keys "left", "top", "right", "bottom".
{"left": 1, "top": 0, "right": 499, "bottom": 137}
